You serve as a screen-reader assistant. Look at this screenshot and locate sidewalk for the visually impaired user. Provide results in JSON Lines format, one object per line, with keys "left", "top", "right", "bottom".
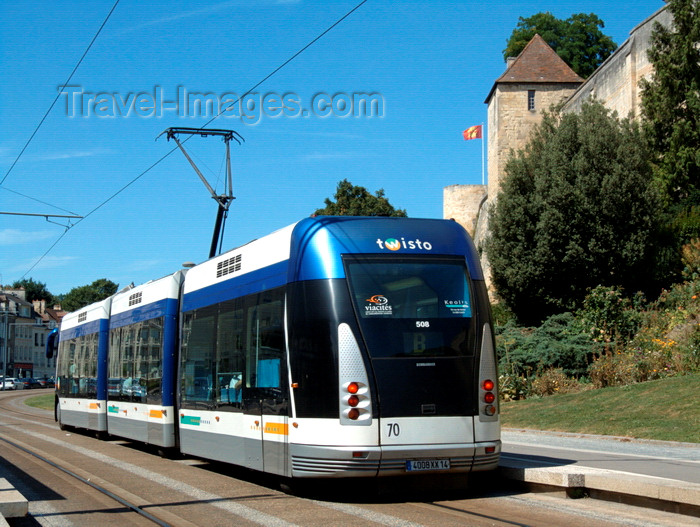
{"left": 500, "top": 455, "right": 700, "bottom": 516}
{"left": 500, "top": 428, "right": 700, "bottom": 517}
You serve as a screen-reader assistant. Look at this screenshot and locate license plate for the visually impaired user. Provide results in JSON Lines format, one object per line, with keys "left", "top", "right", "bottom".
{"left": 406, "top": 459, "right": 450, "bottom": 472}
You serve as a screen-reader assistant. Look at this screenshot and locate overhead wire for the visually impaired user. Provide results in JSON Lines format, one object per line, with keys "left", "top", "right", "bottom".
{"left": 0, "top": 0, "right": 121, "bottom": 189}
{"left": 21, "top": 0, "right": 369, "bottom": 279}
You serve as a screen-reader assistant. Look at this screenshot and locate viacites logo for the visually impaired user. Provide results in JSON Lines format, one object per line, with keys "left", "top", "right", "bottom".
{"left": 375, "top": 237, "right": 433, "bottom": 251}
{"left": 365, "top": 294, "right": 393, "bottom": 316}
{"left": 366, "top": 295, "right": 389, "bottom": 305}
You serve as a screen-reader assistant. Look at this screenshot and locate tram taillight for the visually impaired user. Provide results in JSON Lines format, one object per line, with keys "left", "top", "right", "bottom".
{"left": 338, "top": 323, "right": 373, "bottom": 425}
{"left": 481, "top": 377, "right": 497, "bottom": 416}
{"left": 342, "top": 381, "right": 370, "bottom": 422}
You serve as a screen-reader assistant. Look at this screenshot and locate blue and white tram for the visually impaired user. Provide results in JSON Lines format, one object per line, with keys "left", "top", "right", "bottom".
{"left": 106, "top": 271, "right": 185, "bottom": 448}
{"left": 52, "top": 216, "right": 500, "bottom": 478}
{"left": 178, "top": 216, "right": 500, "bottom": 477}
{"left": 55, "top": 296, "right": 112, "bottom": 432}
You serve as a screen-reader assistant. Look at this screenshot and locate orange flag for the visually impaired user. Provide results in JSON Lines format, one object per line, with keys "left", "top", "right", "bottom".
{"left": 462, "top": 125, "right": 482, "bottom": 140}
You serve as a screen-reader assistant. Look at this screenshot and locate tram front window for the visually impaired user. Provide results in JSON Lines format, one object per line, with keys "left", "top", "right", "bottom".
{"left": 344, "top": 256, "right": 476, "bottom": 358}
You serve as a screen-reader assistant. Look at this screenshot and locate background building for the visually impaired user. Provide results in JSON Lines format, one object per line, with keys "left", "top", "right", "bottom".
{"left": 1, "top": 287, "right": 61, "bottom": 383}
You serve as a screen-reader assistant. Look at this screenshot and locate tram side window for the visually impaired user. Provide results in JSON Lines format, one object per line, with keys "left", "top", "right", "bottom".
{"left": 247, "top": 293, "right": 284, "bottom": 392}
{"left": 180, "top": 287, "right": 286, "bottom": 412}
{"left": 56, "top": 333, "right": 98, "bottom": 398}
{"left": 216, "top": 304, "right": 246, "bottom": 407}
{"left": 109, "top": 328, "right": 122, "bottom": 399}
{"left": 145, "top": 322, "right": 163, "bottom": 404}
{"left": 181, "top": 310, "right": 216, "bottom": 406}
{"left": 108, "top": 318, "right": 165, "bottom": 403}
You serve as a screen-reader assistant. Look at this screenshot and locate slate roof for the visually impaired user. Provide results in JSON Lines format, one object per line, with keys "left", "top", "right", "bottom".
{"left": 485, "top": 34, "right": 583, "bottom": 103}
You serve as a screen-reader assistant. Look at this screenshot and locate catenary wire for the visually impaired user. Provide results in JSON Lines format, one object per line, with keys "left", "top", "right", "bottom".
{"left": 21, "top": 0, "right": 369, "bottom": 279}
{"left": 3, "top": 187, "right": 80, "bottom": 216}
{"left": 0, "top": 0, "right": 121, "bottom": 189}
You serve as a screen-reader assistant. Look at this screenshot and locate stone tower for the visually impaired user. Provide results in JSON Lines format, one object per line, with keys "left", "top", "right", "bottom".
{"left": 484, "top": 34, "right": 583, "bottom": 204}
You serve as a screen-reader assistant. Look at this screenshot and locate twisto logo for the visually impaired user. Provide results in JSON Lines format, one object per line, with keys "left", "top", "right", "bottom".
{"left": 376, "top": 237, "right": 433, "bottom": 251}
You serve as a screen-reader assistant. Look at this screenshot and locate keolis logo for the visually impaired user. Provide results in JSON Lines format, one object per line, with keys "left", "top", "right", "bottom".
{"left": 376, "top": 237, "right": 433, "bottom": 251}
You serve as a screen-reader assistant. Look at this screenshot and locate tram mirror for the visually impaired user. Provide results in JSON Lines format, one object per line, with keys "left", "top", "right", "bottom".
{"left": 46, "top": 328, "right": 59, "bottom": 359}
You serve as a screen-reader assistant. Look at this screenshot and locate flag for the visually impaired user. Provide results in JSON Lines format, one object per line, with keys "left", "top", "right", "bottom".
{"left": 463, "top": 125, "right": 482, "bottom": 140}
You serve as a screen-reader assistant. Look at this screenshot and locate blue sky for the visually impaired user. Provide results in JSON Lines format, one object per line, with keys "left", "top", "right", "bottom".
{"left": 1, "top": 0, "right": 665, "bottom": 296}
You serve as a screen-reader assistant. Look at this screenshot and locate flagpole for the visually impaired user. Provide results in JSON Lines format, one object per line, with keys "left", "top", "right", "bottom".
{"left": 481, "top": 122, "right": 485, "bottom": 185}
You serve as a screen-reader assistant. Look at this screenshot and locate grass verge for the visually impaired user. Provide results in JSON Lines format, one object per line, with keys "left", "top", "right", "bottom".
{"left": 24, "top": 393, "right": 54, "bottom": 411}
{"left": 500, "top": 374, "right": 700, "bottom": 443}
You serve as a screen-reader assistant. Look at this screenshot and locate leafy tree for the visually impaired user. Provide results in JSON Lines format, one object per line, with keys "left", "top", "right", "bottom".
{"left": 503, "top": 12, "right": 617, "bottom": 78}
{"left": 485, "top": 101, "right": 659, "bottom": 325}
{"left": 314, "top": 179, "right": 407, "bottom": 217}
{"left": 640, "top": 0, "right": 700, "bottom": 242}
{"left": 61, "top": 279, "right": 119, "bottom": 312}
{"left": 10, "top": 278, "right": 55, "bottom": 304}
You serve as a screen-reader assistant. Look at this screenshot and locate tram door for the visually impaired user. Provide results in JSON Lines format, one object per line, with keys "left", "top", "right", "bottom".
{"left": 242, "top": 297, "right": 288, "bottom": 475}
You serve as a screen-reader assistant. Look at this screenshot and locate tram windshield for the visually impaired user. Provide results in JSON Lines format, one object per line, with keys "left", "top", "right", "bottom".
{"left": 344, "top": 255, "right": 475, "bottom": 359}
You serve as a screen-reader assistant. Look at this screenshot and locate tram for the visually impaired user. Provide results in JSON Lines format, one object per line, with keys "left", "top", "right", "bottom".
{"left": 50, "top": 216, "right": 500, "bottom": 478}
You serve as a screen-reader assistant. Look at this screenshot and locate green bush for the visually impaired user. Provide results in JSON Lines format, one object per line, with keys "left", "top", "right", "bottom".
{"left": 496, "top": 312, "right": 598, "bottom": 379}
{"left": 499, "top": 373, "right": 532, "bottom": 401}
{"left": 576, "top": 285, "right": 644, "bottom": 350}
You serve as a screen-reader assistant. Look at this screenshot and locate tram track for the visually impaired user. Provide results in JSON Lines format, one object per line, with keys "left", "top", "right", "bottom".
{"left": 0, "top": 433, "right": 180, "bottom": 527}
{"left": 0, "top": 392, "right": 198, "bottom": 526}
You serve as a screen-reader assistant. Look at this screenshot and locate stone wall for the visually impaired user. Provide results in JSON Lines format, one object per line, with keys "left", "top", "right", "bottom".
{"left": 443, "top": 184, "right": 487, "bottom": 238}
{"left": 562, "top": 6, "right": 671, "bottom": 117}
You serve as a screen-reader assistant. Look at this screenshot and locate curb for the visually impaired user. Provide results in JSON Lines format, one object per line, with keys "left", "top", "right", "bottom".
{"left": 499, "top": 458, "right": 700, "bottom": 517}
{"left": 0, "top": 477, "right": 28, "bottom": 520}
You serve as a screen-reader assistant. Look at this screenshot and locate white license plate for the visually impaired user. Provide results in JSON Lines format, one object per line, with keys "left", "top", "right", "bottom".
{"left": 406, "top": 459, "right": 450, "bottom": 472}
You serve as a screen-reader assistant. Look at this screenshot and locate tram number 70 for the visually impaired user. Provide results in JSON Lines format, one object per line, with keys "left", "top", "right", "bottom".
{"left": 386, "top": 423, "right": 400, "bottom": 437}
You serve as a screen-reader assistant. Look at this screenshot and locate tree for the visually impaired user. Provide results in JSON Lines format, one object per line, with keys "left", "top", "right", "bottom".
{"left": 485, "top": 102, "right": 659, "bottom": 325}
{"left": 61, "top": 279, "right": 119, "bottom": 312}
{"left": 314, "top": 179, "right": 407, "bottom": 217}
{"left": 640, "top": 0, "right": 700, "bottom": 215}
{"left": 10, "top": 278, "right": 56, "bottom": 304}
{"left": 503, "top": 12, "right": 617, "bottom": 78}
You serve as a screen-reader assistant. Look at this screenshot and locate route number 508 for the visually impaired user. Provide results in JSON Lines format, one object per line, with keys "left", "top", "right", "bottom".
{"left": 416, "top": 321, "right": 430, "bottom": 328}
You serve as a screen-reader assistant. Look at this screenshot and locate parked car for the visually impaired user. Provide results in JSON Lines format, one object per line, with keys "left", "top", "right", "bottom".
{"left": 1, "top": 377, "right": 20, "bottom": 390}
{"left": 37, "top": 377, "right": 55, "bottom": 388}
{"left": 18, "top": 378, "right": 41, "bottom": 389}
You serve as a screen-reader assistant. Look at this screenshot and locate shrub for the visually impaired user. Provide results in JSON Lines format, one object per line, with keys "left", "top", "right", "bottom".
{"left": 496, "top": 312, "right": 598, "bottom": 379}
{"left": 588, "top": 352, "right": 638, "bottom": 388}
{"left": 576, "top": 285, "right": 643, "bottom": 351}
{"left": 499, "top": 373, "right": 532, "bottom": 401}
{"left": 531, "top": 368, "right": 585, "bottom": 396}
